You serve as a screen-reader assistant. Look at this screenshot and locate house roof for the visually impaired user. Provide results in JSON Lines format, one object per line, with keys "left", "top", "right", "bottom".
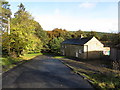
{"left": 62, "top": 37, "right": 93, "bottom": 45}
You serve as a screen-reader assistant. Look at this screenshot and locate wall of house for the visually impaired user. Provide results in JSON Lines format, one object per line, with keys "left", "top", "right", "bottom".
{"left": 61, "top": 44, "right": 86, "bottom": 59}
{"left": 84, "top": 37, "right": 104, "bottom": 59}
{"left": 61, "top": 37, "right": 104, "bottom": 59}
{"left": 110, "top": 48, "right": 120, "bottom": 61}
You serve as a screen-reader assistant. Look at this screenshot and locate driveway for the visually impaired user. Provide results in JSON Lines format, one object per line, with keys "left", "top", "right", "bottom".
{"left": 2, "top": 55, "right": 93, "bottom": 88}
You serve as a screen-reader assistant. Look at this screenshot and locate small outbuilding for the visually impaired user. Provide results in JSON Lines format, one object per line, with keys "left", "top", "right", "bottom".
{"left": 110, "top": 44, "right": 120, "bottom": 62}
{"left": 61, "top": 36, "right": 104, "bottom": 59}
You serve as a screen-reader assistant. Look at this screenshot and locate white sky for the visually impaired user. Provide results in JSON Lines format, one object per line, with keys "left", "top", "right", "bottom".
{"left": 9, "top": 1, "right": 119, "bottom": 32}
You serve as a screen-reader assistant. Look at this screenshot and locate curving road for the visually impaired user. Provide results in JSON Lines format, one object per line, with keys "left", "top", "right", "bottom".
{"left": 2, "top": 55, "right": 93, "bottom": 88}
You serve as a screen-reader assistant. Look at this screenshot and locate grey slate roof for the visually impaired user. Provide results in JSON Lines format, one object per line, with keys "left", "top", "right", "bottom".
{"left": 62, "top": 37, "right": 93, "bottom": 45}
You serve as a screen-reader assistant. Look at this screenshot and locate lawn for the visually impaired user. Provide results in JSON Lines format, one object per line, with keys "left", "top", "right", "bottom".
{"left": 54, "top": 56, "right": 120, "bottom": 89}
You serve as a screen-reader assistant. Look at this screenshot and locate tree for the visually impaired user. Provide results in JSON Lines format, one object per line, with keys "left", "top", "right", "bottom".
{"left": 14, "top": 3, "right": 25, "bottom": 17}
{"left": 49, "top": 37, "right": 64, "bottom": 54}
{"left": 33, "top": 21, "right": 49, "bottom": 50}
{"left": 2, "top": 3, "right": 43, "bottom": 57}
{"left": 1, "top": 1, "right": 12, "bottom": 56}
{"left": 109, "top": 33, "right": 120, "bottom": 46}
{"left": 47, "top": 28, "right": 71, "bottom": 39}
{"left": 46, "top": 28, "right": 72, "bottom": 53}
{"left": 86, "top": 31, "right": 100, "bottom": 40}
{"left": 73, "top": 30, "right": 86, "bottom": 38}
{"left": 0, "top": 0, "right": 11, "bottom": 34}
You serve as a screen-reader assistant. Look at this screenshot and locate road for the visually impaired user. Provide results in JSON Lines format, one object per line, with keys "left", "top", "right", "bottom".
{"left": 2, "top": 55, "right": 93, "bottom": 88}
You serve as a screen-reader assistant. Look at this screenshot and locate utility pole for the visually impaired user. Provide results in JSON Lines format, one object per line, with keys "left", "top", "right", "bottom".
{"left": 8, "top": 17, "right": 10, "bottom": 35}
{"left": 8, "top": 16, "right": 11, "bottom": 56}
{"left": 118, "top": 1, "right": 120, "bottom": 33}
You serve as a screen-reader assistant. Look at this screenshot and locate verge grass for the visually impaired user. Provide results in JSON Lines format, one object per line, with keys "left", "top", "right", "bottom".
{"left": 2, "top": 53, "right": 43, "bottom": 72}
{"left": 54, "top": 56, "right": 66, "bottom": 59}
{"left": 20, "top": 53, "right": 43, "bottom": 60}
{"left": 1, "top": 57, "right": 23, "bottom": 72}
{"left": 54, "top": 56, "right": 120, "bottom": 89}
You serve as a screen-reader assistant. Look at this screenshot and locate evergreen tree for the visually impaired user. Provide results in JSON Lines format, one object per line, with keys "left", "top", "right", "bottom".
{"left": 2, "top": 3, "right": 43, "bottom": 57}
{"left": 0, "top": 1, "right": 11, "bottom": 33}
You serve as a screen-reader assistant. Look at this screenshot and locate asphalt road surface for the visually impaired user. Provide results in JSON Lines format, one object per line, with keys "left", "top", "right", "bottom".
{"left": 2, "top": 55, "right": 93, "bottom": 88}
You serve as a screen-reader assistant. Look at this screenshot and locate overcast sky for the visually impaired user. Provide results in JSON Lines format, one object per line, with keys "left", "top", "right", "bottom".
{"left": 9, "top": 0, "right": 118, "bottom": 32}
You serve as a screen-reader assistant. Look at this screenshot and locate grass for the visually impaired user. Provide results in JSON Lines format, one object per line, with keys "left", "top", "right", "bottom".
{"left": 2, "top": 53, "right": 44, "bottom": 72}
{"left": 70, "top": 65, "right": 120, "bottom": 89}
{"left": 20, "top": 53, "right": 43, "bottom": 60}
{"left": 54, "top": 56, "right": 66, "bottom": 59}
{"left": 1, "top": 57, "right": 23, "bottom": 72}
{"left": 55, "top": 56, "right": 120, "bottom": 89}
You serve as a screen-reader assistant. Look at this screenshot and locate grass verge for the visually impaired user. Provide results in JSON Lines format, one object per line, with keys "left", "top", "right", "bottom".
{"left": 53, "top": 56, "right": 66, "bottom": 59}
{"left": 20, "top": 53, "right": 43, "bottom": 60}
{"left": 1, "top": 53, "right": 43, "bottom": 72}
{"left": 1, "top": 57, "right": 23, "bottom": 72}
{"left": 54, "top": 56, "right": 120, "bottom": 89}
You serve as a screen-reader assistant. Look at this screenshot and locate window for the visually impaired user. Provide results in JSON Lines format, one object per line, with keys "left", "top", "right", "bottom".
{"left": 65, "top": 45, "right": 66, "bottom": 48}
{"left": 79, "top": 49, "right": 83, "bottom": 54}
{"left": 76, "top": 52, "right": 78, "bottom": 57}
{"left": 62, "top": 50, "right": 65, "bottom": 55}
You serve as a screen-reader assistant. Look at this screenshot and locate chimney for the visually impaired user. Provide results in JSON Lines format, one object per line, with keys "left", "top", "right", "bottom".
{"left": 80, "top": 34, "right": 84, "bottom": 38}
{"left": 78, "top": 34, "right": 84, "bottom": 39}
